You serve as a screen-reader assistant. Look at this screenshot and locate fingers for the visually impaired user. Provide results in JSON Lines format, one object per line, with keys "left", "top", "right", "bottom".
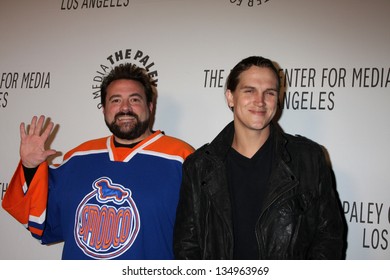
{"left": 24, "top": 115, "right": 52, "bottom": 137}
{"left": 41, "top": 120, "right": 54, "bottom": 140}
{"left": 20, "top": 122, "right": 26, "bottom": 139}
{"left": 19, "top": 116, "right": 57, "bottom": 168}
{"left": 28, "top": 116, "right": 38, "bottom": 135}
{"left": 34, "top": 115, "right": 45, "bottom": 136}
{"left": 43, "top": 149, "right": 58, "bottom": 158}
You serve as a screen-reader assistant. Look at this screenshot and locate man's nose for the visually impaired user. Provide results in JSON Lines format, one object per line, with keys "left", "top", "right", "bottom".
{"left": 254, "top": 92, "right": 265, "bottom": 105}
{"left": 120, "top": 99, "right": 134, "bottom": 112}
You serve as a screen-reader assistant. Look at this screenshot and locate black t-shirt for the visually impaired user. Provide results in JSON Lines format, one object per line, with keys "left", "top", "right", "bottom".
{"left": 226, "top": 134, "right": 274, "bottom": 259}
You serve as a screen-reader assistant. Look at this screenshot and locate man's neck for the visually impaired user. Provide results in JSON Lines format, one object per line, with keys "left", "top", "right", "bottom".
{"left": 114, "top": 130, "right": 153, "bottom": 146}
{"left": 232, "top": 126, "right": 270, "bottom": 159}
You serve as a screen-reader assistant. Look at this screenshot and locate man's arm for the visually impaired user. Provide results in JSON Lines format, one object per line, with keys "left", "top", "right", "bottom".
{"left": 2, "top": 161, "right": 49, "bottom": 240}
{"left": 309, "top": 149, "right": 346, "bottom": 259}
{"left": 173, "top": 162, "right": 202, "bottom": 259}
{"left": 2, "top": 115, "right": 58, "bottom": 239}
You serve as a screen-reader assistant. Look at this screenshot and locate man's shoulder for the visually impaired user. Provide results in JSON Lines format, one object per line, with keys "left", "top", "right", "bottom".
{"left": 183, "top": 142, "right": 214, "bottom": 166}
{"left": 285, "top": 132, "right": 319, "bottom": 145}
{"left": 282, "top": 131, "right": 324, "bottom": 156}
{"left": 160, "top": 134, "right": 194, "bottom": 150}
{"left": 63, "top": 137, "right": 109, "bottom": 160}
{"left": 147, "top": 133, "right": 195, "bottom": 160}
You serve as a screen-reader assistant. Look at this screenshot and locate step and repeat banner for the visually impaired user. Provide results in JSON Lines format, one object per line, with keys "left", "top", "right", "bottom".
{"left": 0, "top": 0, "right": 389, "bottom": 260}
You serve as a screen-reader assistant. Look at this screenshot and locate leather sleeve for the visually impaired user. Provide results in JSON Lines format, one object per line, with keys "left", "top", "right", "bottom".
{"left": 173, "top": 158, "right": 203, "bottom": 259}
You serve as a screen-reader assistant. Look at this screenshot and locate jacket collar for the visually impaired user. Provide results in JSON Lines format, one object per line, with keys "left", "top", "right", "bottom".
{"left": 206, "top": 121, "right": 234, "bottom": 161}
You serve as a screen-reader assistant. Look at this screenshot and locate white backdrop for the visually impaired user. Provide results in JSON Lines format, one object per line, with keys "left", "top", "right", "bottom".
{"left": 0, "top": 0, "right": 389, "bottom": 260}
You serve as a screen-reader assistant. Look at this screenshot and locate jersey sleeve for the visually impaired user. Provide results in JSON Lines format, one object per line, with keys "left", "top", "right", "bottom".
{"left": 2, "top": 161, "right": 49, "bottom": 240}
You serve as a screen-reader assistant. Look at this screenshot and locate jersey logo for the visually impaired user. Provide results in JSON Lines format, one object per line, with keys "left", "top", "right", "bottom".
{"left": 74, "top": 177, "right": 140, "bottom": 259}
{"left": 94, "top": 178, "right": 130, "bottom": 203}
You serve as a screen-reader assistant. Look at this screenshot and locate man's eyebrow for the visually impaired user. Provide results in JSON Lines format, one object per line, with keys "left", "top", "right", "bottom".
{"left": 128, "top": 93, "right": 144, "bottom": 98}
{"left": 108, "top": 94, "right": 121, "bottom": 100}
{"left": 240, "top": 85, "right": 256, "bottom": 90}
{"left": 240, "top": 85, "right": 277, "bottom": 91}
{"left": 265, "top": 88, "right": 278, "bottom": 92}
{"left": 108, "top": 93, "right": 144, "bottom": 99}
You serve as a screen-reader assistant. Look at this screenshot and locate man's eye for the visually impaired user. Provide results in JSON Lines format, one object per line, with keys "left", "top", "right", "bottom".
{"left": 130, "top": 98, "right": 141, "bottom": 103}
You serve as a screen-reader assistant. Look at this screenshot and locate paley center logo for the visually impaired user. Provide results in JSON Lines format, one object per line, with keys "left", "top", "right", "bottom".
{"left": 91, "top": 48, "right": 158, "bottom": 109}
{"left": 229, "top": 0, "right": 272, "bottom": 7}
{"left": 74, "top": 176, "right": 140, "bottom": 259}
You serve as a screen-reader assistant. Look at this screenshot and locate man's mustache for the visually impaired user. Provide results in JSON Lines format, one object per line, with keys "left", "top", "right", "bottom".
{"left": 115, "top": 112, "right": 138, "bottom": 120}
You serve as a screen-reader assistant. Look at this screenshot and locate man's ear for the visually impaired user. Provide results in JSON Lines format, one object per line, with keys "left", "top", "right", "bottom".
{"left": 225, "top": 89, "right": 234, "bottom": 110}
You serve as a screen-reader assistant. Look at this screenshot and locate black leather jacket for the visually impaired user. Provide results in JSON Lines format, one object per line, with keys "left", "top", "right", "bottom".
{"left": 174, "top": 121, "right": 345, "bottom": 259}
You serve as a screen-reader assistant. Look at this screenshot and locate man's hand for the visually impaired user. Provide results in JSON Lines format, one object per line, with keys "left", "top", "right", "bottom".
{"left": 20, "top": 115, "right": 58, "bottom": 168}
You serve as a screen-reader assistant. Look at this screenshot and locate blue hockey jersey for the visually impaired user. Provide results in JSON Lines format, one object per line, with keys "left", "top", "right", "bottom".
{"left": 2, "top": 131, "right": 194, "bottom": 259}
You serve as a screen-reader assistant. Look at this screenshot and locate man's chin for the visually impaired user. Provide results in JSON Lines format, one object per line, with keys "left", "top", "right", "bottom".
{"left": 119, "top": 125, "right": 136, "bottom": 133}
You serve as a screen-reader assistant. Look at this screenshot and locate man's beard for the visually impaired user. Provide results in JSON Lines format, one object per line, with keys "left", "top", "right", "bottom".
{"left": 105, "top": 112, "right": 150, "bottom": 141}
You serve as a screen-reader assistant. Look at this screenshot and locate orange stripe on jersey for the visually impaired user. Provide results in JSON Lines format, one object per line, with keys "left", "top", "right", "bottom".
{"left": 60, "top": 132, "right": 194, "bottom": 163}
{"left": 145, "top": 133, "right": 194, "bottom": 160}
{"left": 29, "top": 227, "right": 44, "bottom": 236}
{"left": 63, "top": 137, "right": 109, "bottom": 161}
{"left": 2, "top": 161, "right": 49, "bottom": 226}
{"left": 108, "top": 131, "right": 194, "bottom": 162}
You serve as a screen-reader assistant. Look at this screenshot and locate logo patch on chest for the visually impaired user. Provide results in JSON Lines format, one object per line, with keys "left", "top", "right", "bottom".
{"left": 74, "top": 176, "right": 140, "bottom": 259}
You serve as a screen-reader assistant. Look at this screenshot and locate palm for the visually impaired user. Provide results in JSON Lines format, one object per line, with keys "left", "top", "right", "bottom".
{"left": 20, "top": 116, "right": 57, "bottom": 168}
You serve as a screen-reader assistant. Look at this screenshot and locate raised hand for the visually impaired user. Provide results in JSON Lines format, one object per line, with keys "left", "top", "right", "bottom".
{"left": 20, "top": 115, "right": 58, "bottom": 168}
